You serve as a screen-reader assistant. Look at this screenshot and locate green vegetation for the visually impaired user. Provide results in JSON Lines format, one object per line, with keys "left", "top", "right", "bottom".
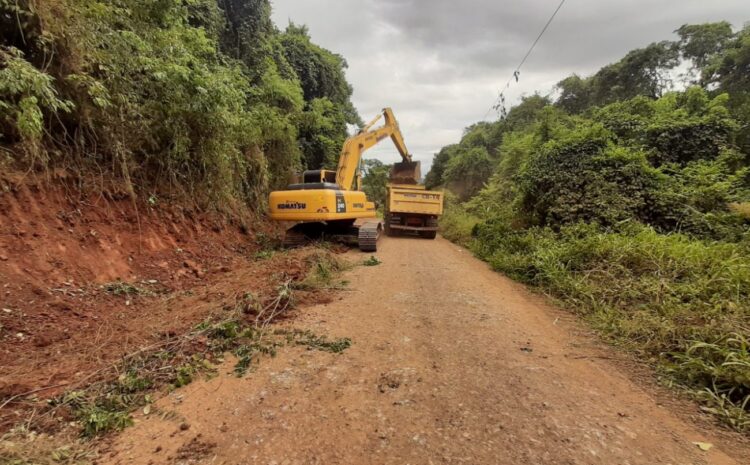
{"left": 362, "top": 159, "right": 392, "bottom": 210}
{"left": 363, "top": 255, "right": 381, "bottom": 266}
{"left": 0, "top": 0, "right": 359, "bottom": 211}
{"left": 102, "top": 280, "right": 148, "bottom": 296}
{"left": 27, "top": 248, "right": 351, "bottom": 439}
{"left": 47, "top": 316, "right": 353, "bottom": 438}
{"left": 428, "top": 22, "right": 750, "bottom": 431}
{"left": 292, "top": 250, "right": 348, "bottom": 290}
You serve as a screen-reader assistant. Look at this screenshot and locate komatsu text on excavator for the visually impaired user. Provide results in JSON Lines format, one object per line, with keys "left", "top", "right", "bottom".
{"left": 268, "top": 107, "right": 442, "bottom": 252}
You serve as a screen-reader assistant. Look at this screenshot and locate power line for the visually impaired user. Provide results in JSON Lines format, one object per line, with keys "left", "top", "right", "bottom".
{"left": 483, "top": 0, "right": 567, "bottom": 120}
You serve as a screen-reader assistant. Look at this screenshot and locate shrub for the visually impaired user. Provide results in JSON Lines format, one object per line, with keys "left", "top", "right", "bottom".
{"left": 438, "top": 193, "right": 481, "bottom": 246}
{"left": 470, "top": 219, "right": 750, "bottom": 428}
{"left": 516, "top": 125, "right": 663, "bottom": 227}
{"left": 0, "top": 0, "right": 359, "bottom": 210}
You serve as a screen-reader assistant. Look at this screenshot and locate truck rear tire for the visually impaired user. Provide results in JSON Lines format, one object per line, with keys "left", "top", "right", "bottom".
{"left": 421, "top": 230, "right": 437, "bottom": 239}
{"left": 422, "top": 216, "right": 438, "bottom": 239}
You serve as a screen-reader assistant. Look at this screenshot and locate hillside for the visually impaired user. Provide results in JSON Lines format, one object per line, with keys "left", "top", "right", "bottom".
{"left": 1, "top": 0, "right": 358, "bottom": 211}
{"left": 0, "top": 0, "right": 360, "bottom": 443}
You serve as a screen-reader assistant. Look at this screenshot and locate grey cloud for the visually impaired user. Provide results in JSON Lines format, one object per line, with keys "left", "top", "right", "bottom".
{"left": 272, "top": 0, "right": 750, "bottom": 170}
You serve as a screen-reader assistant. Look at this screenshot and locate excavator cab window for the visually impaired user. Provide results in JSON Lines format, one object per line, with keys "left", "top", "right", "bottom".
{"left": 302, "top": 170, "right": 337, "bottom": 185}
{"left": 286, "top": 169, "right": 340, "bottom": 191}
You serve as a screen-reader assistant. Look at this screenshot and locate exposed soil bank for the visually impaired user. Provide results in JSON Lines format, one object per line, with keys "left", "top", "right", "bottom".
{"left": 0, "top": 178, "right": 327, "bottom": 431}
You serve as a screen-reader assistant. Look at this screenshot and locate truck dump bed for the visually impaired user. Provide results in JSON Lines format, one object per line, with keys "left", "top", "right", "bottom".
{"left": 387, "top": 184, "right": 444, "bottom": 216}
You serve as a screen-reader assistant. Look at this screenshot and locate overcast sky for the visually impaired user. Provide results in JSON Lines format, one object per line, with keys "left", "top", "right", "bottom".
{"left": 271, "top": 0, "right": 750, "bottom": 170}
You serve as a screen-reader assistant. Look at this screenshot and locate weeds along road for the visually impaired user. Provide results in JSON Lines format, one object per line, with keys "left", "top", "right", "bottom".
{"left": 104, "top": 237, "right": 749, "bottom": 465}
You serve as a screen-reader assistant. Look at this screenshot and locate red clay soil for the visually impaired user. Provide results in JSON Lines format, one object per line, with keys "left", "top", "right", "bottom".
{"left": 0, "top": 177, "right": 323, "bottom": 431}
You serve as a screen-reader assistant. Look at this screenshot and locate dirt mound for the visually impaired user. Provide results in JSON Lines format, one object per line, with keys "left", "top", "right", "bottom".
{"left": 0, "top": 176, "right": 329, "bottom": 431}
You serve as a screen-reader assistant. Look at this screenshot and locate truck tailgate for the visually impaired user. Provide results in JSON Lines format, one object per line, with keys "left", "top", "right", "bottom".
{"left": 388, "top": 185, "right": 444, "bottom": 215}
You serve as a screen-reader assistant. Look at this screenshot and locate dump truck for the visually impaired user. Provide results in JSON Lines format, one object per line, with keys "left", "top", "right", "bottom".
{"left": 384, "top": 162, "right": 444, "bottom": 239}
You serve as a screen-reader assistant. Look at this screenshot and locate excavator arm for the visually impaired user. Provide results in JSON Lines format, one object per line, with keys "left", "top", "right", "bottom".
{"left": 335, "top": 107, "right": 413, "bottom": 191}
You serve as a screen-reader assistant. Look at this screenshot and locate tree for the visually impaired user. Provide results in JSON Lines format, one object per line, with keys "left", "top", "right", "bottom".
{"left": 553, "top": 42, "right": 680, "bottom": 112}
{"left": 502, "top": 94, "right": 553, "bottom": 131}
{"left": 216, "top": 0, "right": 276, "bottom": 78}
{"left": 675, "top": 22, "right": 734, "bottom": 78}
{"left": 425, "top": 145, "right": 458, "bottom": 189}
{"left": 362, "top": 159, "right": 391, "bottom": 209}
{"left": 297, "top": 98, "right": 347, "bottom": 169}
{"left": 591, "top": 42, "right": 680, "bottom": 105}
{"left": 279, "top": 23, "right": 360, "bottom": 126}
{"left": 555, "top": 74, "right": 590, "bottom": 114}
{"left": 443, "top": 147, "right": 494, "bottom": 200}
{"left": 703, "top": 25, "right": 750, "bottom": 93}
{"left": 0, "top": 0, "right": 362, "bottom": 207}
{"left": 702, "top": 25, "right": 750, "bottom": 154}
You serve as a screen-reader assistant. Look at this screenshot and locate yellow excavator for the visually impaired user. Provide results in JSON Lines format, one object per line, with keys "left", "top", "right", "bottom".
{"left": 269, "top": 107, "right": 420, "bottom": 252}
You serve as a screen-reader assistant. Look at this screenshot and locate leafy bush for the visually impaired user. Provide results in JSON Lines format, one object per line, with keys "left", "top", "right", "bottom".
{"left": 517, "top": 125, "right": 663, "bottom": 227}
{"left": 0, "top": 0, "right": 359, "bottom": 210}
{"left": 438, "top": 192, "right": 481, "bottom": 246}
{"left": 0, "top": 47, "right": 73, "bottom": 160}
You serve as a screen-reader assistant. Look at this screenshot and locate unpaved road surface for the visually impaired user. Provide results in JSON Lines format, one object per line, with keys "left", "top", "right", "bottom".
{"left": 104, "top": 237, "right": 749, "bottom": 465}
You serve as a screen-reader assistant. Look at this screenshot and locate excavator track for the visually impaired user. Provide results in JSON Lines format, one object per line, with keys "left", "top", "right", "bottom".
{"left": 282, "top": 221, "right": 380, "bottom": 252}
{"left": 282, "top": 228, "right": 309, "bottom": 248}
{"left": 357, "top": 221, "right": 381, "bottom": 252}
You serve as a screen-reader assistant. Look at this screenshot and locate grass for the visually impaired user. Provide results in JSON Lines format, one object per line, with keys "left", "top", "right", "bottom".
{"left": 363, "top": 256, "right": 381, "bottom": 266}
{"left": 667, "top": 334, "right": 750, "bottom": 430}
{"left": 458, "top": 218, "right": 750, "bottom": 432}
{"left": 729, "top": 202, "right": 750, "bottom": 219}
{"left": 101, "top": 280, "right": 148, "bottom": 296}
{"left": 32, "top": 248, "right": 353, "bottom": 439}
{"left": 253, "top": 249, "right": 276, "bottom": 261}
{"left": 0, "top": 427, "right": 96, "bottom": 465}
{"left": 438, "top": 203, "right": 481, "bottom": 247}
{"left": 292, "top": 251, "right": 348, "bottom": 290}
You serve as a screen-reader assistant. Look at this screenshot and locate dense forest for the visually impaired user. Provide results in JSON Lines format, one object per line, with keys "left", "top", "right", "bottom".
{"left": 0, "top": 0, "right": 358, "bottom": 211}
{"left": 428, "top": 22, "right": 750, "bottom": 430}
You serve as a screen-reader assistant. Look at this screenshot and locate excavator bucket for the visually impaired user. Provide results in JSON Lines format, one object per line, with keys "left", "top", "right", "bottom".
{"left": 390, "top": 161, "right": 421, "bottom": 184}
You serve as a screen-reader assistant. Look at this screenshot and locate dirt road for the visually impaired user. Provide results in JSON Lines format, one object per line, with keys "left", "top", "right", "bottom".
{"left": 104, "top": 236, "right": 749, "bottom": 465}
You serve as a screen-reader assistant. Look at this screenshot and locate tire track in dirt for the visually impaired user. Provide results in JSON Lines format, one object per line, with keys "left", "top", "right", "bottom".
{"left": 102, "top": 236, "right": 749, "bottom": 465}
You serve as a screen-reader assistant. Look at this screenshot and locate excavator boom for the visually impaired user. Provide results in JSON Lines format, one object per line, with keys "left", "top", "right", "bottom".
{"left": 335, "top": 108, "right": 415, "bottom": 192}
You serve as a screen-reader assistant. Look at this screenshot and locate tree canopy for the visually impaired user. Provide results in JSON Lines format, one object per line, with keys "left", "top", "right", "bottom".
{"left": 0, "top": 0, "right": 360, "bottom": 208}
{"left": 428, "top": 22, "right": 750, "bottom": 239}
